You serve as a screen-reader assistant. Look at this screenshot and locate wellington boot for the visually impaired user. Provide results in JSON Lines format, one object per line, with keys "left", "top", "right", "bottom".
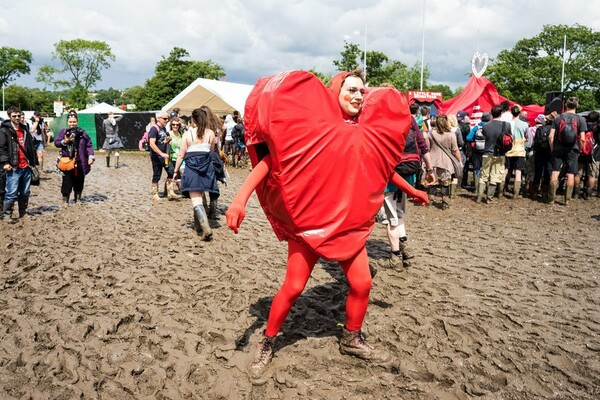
{"left": 475, "top": 181, "right": 485, "bottom": 203}
{"left": 17, "top": 198, "right": 28, "bottom": 217}
{"left": 398, "top": 240, "right": 414, "bottom": 260}
{"left": 115, "top": 155, "right": 120, "bottom": 169}
{"left": 572, "top": 186, "right": 579, "bottom": 200}
{"left": 193, "top": 205, "right": 212, "bottom": 241}
{"left": 63, "top": 195, "right": 70, "bottom": 205}
{"left": 106, "top": 157, "right": 110, "bottom": 168}
{"left": 473, "top": 176, "right": 480, "bottom": 195}
{"left": 541, "top": 184, "right": 549, "bottom": 202}
{"left": 73, "top": 192, "right": 81, "bottom": 203}
{"left": 564, "top": 185, "right": 573, "bottom": 206}
{"left": 449, "top": 183, "right": 457, "bottom": 198}
{"left": 249, "top": 335, "right": 276, "bottom": 380}
{"left": 208, "top": 200, "right": 218, "bottom": 220}
{"left": 486, "top": 184, "right": 497, "bottom": 203}
{"left": 547, "top": 182, "right": 558, "bottom": 204}
{"left": 513, "top": 181, "right": 521, "bottom": 199}
{"left": 497, "top": 183, "right": 504, "bottom": 199}
{"left": 528, "top": 182, "right": 538, "bottom": 199}
{"left": 1, "top": 201, "right": 14, "bottom": 220}
{"left": 151, "top": 186, "right": 161, "bottom": 201}
{"left": 376, "top": 253, "right": 403, "bottom": 269}
{"left": 339, "top": 328, "right": 389, "bottom": 363}
{"left": 167, "top": 180, "right": 181, "bottom": 200}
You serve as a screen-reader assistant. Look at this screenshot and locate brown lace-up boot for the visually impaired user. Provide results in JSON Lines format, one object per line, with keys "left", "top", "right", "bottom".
{"left": 398, "top": 239, "right": 414, "bottom": 260}
{"left": 339, "top": 327, "right": 389, "bottom": 362}
{"left": 249, "top": 335, "right": 276, "bottom": 379}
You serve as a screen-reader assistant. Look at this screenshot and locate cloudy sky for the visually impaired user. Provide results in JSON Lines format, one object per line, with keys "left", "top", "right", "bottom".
{"left": 2, "top": 0, "right": 599, "bottom": 91}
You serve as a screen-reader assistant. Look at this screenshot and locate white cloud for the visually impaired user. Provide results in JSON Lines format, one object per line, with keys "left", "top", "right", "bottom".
{"left": 6, "top": 0, "right": 600, "bottom": 91}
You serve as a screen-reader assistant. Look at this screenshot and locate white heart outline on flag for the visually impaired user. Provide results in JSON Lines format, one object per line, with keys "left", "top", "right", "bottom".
{"left": 471, "top": 52, "right": 489, "bottom": 78}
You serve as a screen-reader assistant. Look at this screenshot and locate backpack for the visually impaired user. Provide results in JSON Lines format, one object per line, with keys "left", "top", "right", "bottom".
{"left": 395, "top": 120, "right": 422, "bottom": 176}
{"left": 533, "top": 125, "right": 550, "bottom": 151}
{"left": 232, "top": 124, "right": 245, "bottom": 144}
{"left": 474, "top": 125, "right": 485, "bottom": 152}
{"left": 581, "top": 131, "right": 594, "bottom": 156}
{"left": 556, "top": 114, "right": 578, "bottom": 145}
{"left": 496, "top": 122, "right": 513, "bottom": 155}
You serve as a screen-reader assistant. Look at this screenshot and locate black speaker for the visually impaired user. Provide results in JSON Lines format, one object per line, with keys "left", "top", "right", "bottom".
{"left": 545, "top": 91, "right": 564, "bottom": 115}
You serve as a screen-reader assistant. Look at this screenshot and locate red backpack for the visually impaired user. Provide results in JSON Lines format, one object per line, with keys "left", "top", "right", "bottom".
{"left": 581, "top": 131, "right": 595, "bottom": 156}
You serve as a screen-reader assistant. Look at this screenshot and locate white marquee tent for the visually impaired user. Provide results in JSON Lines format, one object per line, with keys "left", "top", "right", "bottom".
{"left": 78, "top": 102, "right": 125, "bottom": 114}
{"left": 162, "top": 78, "right": 254, "bottom": 116}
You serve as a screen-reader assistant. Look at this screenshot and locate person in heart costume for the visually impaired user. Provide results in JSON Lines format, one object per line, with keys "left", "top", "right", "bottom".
{"left": 226, "top": 69, "right": 429, "bottom": 378}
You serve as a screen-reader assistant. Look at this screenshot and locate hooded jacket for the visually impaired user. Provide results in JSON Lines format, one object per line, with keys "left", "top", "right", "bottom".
{"left": 0, "top": 119, "right": 37, "bottom": 168}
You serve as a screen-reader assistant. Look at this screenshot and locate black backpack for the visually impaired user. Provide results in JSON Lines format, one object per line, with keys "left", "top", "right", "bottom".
{"left": 533, "top": 125, "right": 551, "bottom": 151}
{"left": 556, "top": 114, "right": 579, "bottom": 145}
{"left": 395, "top": 119, "right": 421, "bottom": 176}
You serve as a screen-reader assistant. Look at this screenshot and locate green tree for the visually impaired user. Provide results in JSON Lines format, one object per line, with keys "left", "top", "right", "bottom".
{"left": 332, "top": 41, "right": 429, "bottom": 90}
{"left": 135, "top": 47, "right": 225, "bottom": 111}
{"left": 4, "top": 85, "right": 55, "bottom": 113}
{"left": 487, "top": 24, "right": 600, "bottom": 110}
{"left": 95, "top": 87, "right": 122, "bottom": 105}
{"left": 308, "top": 68, "right": 331, "bottom": 87}
{"left": 37, "top": 39, "right": 115, "bottom": 109}
{"left": 426, "top": 83, "right": 454, "bottom": 99}
{"left": 0, "top": 47, "right": 33, "bottom": 110}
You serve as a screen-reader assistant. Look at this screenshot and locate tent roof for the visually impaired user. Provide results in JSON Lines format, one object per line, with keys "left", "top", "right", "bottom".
{"left": 162, "top": 78, "right": 254, "bottom": 116}
{"left": 78, "top": 102, "right": 125, "bottom": 114}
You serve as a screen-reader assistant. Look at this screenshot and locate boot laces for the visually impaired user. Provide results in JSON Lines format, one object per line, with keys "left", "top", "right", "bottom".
{"left": 256, "top": 337, "right": 274, "bottom": 363}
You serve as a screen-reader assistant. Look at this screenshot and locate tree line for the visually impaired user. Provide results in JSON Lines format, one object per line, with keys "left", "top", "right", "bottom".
{"left": 1, "top": 24, "right": 598, "bottom": 114}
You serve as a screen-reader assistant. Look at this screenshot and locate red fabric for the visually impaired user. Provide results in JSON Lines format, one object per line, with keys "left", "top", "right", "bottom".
{"left": 244, "top": 70, "right": 411, "bottom": 260}
{"left": 16, "top": 127, "right": 28, "bottom": 169}
{"left": 441, "top": 76, "right": 544, "bottom": 126}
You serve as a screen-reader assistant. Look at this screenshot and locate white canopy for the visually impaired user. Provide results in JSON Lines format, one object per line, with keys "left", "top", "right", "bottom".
{"left": 78, "top": 102, "right": 125, "bottom": 114}
{"left": 162, "top": 78, "right": 254, "bottom": 116}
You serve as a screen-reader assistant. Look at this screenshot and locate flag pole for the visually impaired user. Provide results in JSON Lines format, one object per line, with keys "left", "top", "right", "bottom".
{"left": 560, "top": 35, "right": 566, "bottom": 92}
{"left": 420, "top": 0, "right": 426, "bottom": 90}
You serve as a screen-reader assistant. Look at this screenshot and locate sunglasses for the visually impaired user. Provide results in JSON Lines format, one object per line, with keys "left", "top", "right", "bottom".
{"left": 171, "top": 123, "right": 180, "bottom": 126}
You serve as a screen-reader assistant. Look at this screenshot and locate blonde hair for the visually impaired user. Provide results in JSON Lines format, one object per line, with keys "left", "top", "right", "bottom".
{"left": 447, "top": 114, "right": 459, "bottom": 129}
{"left": 435, "top": 114, "right": 452, "bottom": 133}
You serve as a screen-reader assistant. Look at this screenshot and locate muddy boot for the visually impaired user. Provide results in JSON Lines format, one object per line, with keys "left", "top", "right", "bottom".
{"left": 564, "top": 185, "right": 573, "bottom": 206}
{"left": 208, "top": 200, "right": 218, "bottom": 220}
{"left": 486, "top": 183, "right": 496, "bottom": 203}
{"left": 17, "top": 198, "right": 28, "bottom": 218}
{"left": 572, "top": 186, "right": 579, "bottom": 200}
{"left": 497, "top": 183, "right": 504, "bottom": 199}
{"left": 540, "top": 184, "right": 549, "bottom": 202}
{"left": 167, "top": 179, "right": 181, "bottom": 200}
{"left": 62, "top": 194, "right": 70, "bottom": 205}
{"left": 193, "top": 205, "right": 212, "bottom": 241}
{"left": 73, "top": 192, "right": 81, "bottom": 203}
{"left": 151, "top": 186, "right": 160, "bottom": 201}
{"left": 449, "top": 182, "right": 457, "bottom": 198}
{"left": 473, "top": 176, "right": 480, "bottom": 196}
{"left": 398, "top": 238, "right": 414, "bottom": 260}
{"left": 115, "top": 153, "right": 120, "bottom": 169}
{"left": 339, "top": 327, "right": 389, "bottom": 362}
{"left": 584, "top": 187, "right": 593, "bottom": 200}
{"left": 249, "top": 335, "right": 276, "bottom": 380}
{"left": 547, "top": 182, "right": 558, "bottom": 204}
{"left": 1, "top": 201, "right": 14, "bottom": 220}
{"left": 528, "top": 182, "right": 538, "bottom": 199}
{"left": 475, "top": 181, "right": 485, "bottom": 203}
{"left": 106, "top": 156, "right": 110, "bottom": 168}
{"left": 368, "top": 264, "right": 378, "bottom": 278}
{"left": 513, "top": 181, "right": 521, "bottom": 199}
{"left": 376, "top": 253, "right": 403, "bottom": 269}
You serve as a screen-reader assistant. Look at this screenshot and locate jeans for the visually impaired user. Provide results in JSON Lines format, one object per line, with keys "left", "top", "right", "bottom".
{"left": 4, "top": 167, "right": 32, "bottom": 204}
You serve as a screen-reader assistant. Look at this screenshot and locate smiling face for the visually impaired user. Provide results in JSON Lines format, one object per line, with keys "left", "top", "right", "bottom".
{"left": 338, "top": 76, "right": 365, "bottom": 117}
{"left": 67, "top": 116, "right": 78, "bottom": 128}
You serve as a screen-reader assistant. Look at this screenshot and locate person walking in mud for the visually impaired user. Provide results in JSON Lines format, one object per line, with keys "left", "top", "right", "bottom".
{"left": 226, "top": 69, "right": 429, "bottom": 380}
{"left": 102, "top": 111, "right": 124, "bottom": 168}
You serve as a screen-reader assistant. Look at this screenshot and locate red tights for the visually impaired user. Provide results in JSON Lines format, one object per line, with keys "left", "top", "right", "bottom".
{"left": 264, "top": 240, "right": 372, "bottom": 337}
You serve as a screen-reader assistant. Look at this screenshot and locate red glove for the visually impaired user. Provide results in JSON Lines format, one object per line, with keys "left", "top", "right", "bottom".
{"left": 225, "top": 154, "right": 272, "bottom": 233}
{"left": 390, "top": 172, "right": 430, "bottom": 206}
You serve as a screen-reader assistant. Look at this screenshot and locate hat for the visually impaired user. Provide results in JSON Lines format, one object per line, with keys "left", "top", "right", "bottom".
{"left": 535, "top": 114, "right": 545, "bottom": 124}
{"left": 457, "top": 110, "right": 467, "bottom": 121}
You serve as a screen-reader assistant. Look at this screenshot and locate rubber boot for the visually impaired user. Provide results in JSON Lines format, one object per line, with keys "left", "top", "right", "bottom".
{"left": 475, "top": 181, "right": 485, "bottom": 203}
{"left": 2, "top": 201, "right": 14, "bottom": 220}
{"left": 398, "top": 238, "right": 414, "bottom": 260}
{"left": 449, "top": 182, "right": 457, "bottom": 199}
{"left": 166, "top": 179, "right": 181, "bottom": 200}
{"left": 115, "top": 154, "right": 120, "bottom": 169}
{"left": 547, "top": 182, "right": 558, "bottom": 204}
{"left": 151, "top": 186, "right": 160, "bottom": 201}
{"left": 339, "top": 327, "right": 389, "bottom": 362}
{"left": 513, "top": 181, "right": 521, "bottom": 199}
{"left": 497, "top": 183, "right": 504, "bottom": 199}
{"left": 473, "top": 176, "right": 480, "bottom": 196}
{"left": 250, "top": 334, "right": 276, "bottom": 380}
{"left": 73, "top": 192, "right": 81, "bottom": 203}
{"left": 584, "top": 187, "right": 593, "bottom": 200}
{"left": 572, "top": 186, "right": 580, "bottom": 200}
{"left": 63, "top": 195, "right": 70, "bottom": 205}
{"left": 193, "top": 205, "right": 212, "bottom": 241}
{"left": 17, "top": 198, "right": 28, "bottom": 218}
{"left": 106, "top": 156, "right": 110, "bottom": 168}
{"left": 208, "top": 200, "right": 218, "bottom": 220}
{"left": 564, "top": 185, "right": 573, "bottom": 206}
{"left": 486, "top": 184, "right": 497, "bottom": 203}
{"left": 541, "top": 184, "right": 549, "bottom": 202}
{"left": 528, "top": 182, "right": 538, "bottom": 199}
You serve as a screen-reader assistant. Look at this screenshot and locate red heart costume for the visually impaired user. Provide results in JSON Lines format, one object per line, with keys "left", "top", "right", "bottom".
{"left": 243, "top": 71, "right": 411, "bottom": 261}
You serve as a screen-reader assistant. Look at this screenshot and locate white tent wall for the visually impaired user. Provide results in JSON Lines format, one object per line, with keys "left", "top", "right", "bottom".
{"left": 162, "top": 78, "right": 254, "bottom": 117}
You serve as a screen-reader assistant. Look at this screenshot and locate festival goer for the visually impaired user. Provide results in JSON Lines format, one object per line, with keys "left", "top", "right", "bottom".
{"left": 165, "top": 117, "right": 183, "bottom": 200}
{"left": 0, "top": 106, "right": 37, "bottom": 219}
{"left": 467, "top": 112, "right": 492, "bottom": 195}
{"left": 574, "top": 110, "right": 598, "bottom": 199}
{"left": 225, "top": 69, "right": 429, "bottom": 379}
{"left": 200, "top": 105, "right": 227, "bottom": 220}
{"left": 173, "top": 108, "right": 218, "bottom": 241}
{"left": 447, "top": 114, "right": 464, "bottom": 197}
{"left": 427, "top": 114, "right": 462, "bottom": 205}
{"left": 55, "top": 111, "right": 95, "bottom": 204}
{"left": 476, "top": 105, "right": 511, "bottom": 203}
{"left": 148, "top": 111, "right": 172, "bottom": 200}
{"left": 503, "top": 105, "right": 528, "bottom": 198}
{"left": 30, "top": 111, "right": 47, "bottom": 172}
{"left": 102, "top": 112, "right": 124, "bottom": 168}
{"left": 500, "top": 100, "right": 512, "bottom": 122}
{"left": 548, "top": 97, "right": 587, "bottom": 205}
{"left": 223, "top": 114, "right": 236, "bottom": 155}
{"left": 457, "top": 110, "right": 472, "bottom": 188}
